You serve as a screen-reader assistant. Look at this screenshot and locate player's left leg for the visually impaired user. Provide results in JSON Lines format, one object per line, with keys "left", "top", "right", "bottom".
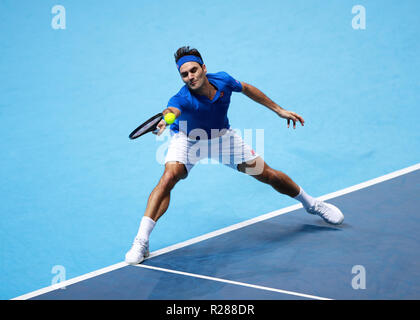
{"left": 237, "top": 157, "right": 300, "bottom": 197}
{"left": 237, "top": 157, "right": 344, "bottom": 225}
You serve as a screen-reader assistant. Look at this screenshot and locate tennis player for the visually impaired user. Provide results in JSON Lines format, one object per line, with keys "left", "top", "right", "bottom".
{"left": 125, "top": 46, "right": 344, "bottom": 264}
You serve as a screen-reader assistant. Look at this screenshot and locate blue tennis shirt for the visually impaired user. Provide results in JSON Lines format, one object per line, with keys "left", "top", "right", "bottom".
{"left": 167, "top": 72, "right": 243, "bottom": 139}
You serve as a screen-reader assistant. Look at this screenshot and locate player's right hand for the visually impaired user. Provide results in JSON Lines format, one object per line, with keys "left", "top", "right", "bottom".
{"left": 153, "top": 119, "right": 167, "bottom": 136}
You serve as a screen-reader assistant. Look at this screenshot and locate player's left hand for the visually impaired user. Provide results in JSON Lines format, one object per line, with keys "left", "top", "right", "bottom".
{"left": 277, "top": 110, "right": 305, "bottom": 129}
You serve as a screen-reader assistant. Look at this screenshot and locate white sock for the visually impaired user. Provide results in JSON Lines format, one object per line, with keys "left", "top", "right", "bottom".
{"left": 294, "top": 187, "right": 316, "bottom": 209}
{"left": 135, "top": 216, "right": 156, "bottom": 241}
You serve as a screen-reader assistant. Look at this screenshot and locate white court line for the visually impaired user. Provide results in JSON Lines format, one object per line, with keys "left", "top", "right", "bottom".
{"left": 135, "top": 264, "right": 332, "bottom": 300}
{"left": 12, "top": 262, "right": 128, "bottom": 300}
{"left": 12, "top": 162, "right": 420, "bottom": 300}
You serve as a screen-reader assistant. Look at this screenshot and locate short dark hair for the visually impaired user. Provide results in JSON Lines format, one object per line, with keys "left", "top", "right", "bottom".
{"left": 174, "top": 46, "right": 204, "bottom": 65}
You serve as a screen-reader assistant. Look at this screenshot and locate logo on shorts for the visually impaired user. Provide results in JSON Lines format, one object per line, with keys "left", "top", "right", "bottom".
{"left": 251, "top": 149, "right": 255, "bottom": 156}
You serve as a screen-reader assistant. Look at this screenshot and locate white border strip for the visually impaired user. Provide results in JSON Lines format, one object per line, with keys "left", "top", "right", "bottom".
{"left": 317, "top": 162, "right": 420, "bottom": 201}
{"left": 12, "top": 163, "right": 420, "bottom": 300}
{"left": 136, "top": 264, "right": 332, "bottom": 300}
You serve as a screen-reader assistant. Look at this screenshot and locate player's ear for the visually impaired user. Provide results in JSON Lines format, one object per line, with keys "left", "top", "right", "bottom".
{"left": 201, "top": 64, "right": 207, "bottom": 74}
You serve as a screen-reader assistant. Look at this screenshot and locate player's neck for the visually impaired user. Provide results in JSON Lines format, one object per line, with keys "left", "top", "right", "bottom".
{"left": 193, "top": 78, "right": 217, "bottom": 100}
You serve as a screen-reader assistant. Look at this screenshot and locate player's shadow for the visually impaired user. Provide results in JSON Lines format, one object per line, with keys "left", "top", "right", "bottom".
{"left": 262, "top": 222, "right": 341, "bottom": 241}
{"left": 149, "top": 221, "right": 341, "bottom": 266}
{"left": 143, "top": 220, "right": 346, "bottom": 298}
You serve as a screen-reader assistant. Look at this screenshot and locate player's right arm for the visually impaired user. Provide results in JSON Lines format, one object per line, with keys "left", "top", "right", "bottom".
{"left": 163, "top": 106, "right": 181, "bottom": 117}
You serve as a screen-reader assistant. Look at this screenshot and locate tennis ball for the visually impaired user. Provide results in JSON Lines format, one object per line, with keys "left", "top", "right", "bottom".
{"left": 164, "top": 112, "right": 176, "bottom": 125}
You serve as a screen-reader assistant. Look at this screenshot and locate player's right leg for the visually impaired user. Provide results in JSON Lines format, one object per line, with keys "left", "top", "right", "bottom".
{"left": 125, "top": 162, "right": 187, "bottom": 265}
{"left": 125, "top": 130, "right": 198, "bottom": 265}
{"left": 144, "top": 161, "right": 187, "bottom": 222}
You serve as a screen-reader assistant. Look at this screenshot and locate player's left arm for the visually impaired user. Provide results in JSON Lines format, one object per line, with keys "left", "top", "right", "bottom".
{"left": 240, "top": 81, "right": 304, "bottom": 129}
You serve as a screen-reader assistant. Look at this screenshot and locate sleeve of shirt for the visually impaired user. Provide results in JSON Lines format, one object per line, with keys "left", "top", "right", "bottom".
{"left": 222, "top": 72, "right": 243, "bottom": 92}
{"left": 167, "top": 94, "right": 184, "bottom": 113}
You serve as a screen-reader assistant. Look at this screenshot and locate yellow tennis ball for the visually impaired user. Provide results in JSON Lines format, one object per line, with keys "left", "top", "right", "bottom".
{"left": 164, "top": 112, "right": 176, "bottom": 125}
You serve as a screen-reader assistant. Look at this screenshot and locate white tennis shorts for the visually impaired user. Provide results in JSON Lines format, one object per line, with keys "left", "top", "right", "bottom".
{"left": 164, "top": 128, "right": 260, "bottom": 174}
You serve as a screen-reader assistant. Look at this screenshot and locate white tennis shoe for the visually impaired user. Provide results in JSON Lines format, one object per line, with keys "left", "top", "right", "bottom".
{"left": 306, "top": 200, "right": 344, "bottom": 225}
{"left": 125, "top": 238, "right": 150, "bottom": 265}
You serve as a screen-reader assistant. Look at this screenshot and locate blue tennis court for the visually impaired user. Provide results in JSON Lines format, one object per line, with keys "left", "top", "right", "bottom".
{"left": 1, "top": 0, "right": 420, "bottom": 301}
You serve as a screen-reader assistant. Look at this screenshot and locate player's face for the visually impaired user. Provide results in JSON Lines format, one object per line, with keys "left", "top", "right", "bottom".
{"left": 179, "top": 62, "right": 207, "bottom": 91}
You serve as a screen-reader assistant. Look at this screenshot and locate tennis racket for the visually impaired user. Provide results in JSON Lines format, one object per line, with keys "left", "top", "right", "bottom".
{"left": 129, "top": 113, "right": 163, "bottom": 139}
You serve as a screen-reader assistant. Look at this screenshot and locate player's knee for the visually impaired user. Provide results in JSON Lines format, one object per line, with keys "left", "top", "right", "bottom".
{"left": 254, "top": 167, "right": 274, "bottom": 184}
{"left": 237, "top": 157, "right": 265, "bottom": 176}
{"left": 160, "top": 172, "right": 178, "bottom": 190}
{"left": 165, "top": 162, "right": 187, "bottom": 179}
{"left": 160, "top": 168, "right": 185, "bottom": 190}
